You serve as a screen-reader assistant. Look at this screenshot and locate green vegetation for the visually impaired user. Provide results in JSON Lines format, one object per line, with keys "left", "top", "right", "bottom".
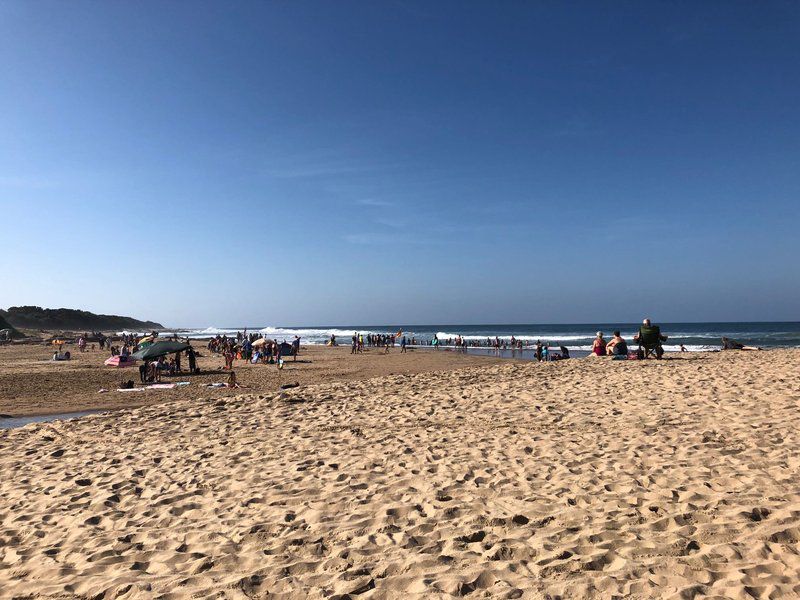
{"left": 0, "top": 306, "right": 163, "bottom": 331}
{"left": 0, "top": 314, "right": 22, "bottom": 338}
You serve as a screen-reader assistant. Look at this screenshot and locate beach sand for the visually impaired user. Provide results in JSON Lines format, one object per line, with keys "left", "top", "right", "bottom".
{"left": 1, "top": 349, "right": 799, "bottom": 598}
{"left": 0, "top": 342, "right": 505, "bottom": 417}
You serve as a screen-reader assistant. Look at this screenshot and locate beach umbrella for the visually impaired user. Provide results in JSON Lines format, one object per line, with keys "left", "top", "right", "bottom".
{"left": 131, "top": 340, "right": 190, "bottom": 361}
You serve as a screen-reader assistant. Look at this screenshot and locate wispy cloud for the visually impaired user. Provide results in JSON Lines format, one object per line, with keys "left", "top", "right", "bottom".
{"left": 263, "top": 164, "right": 374, "bottom": 179}
{"left": 357, "top": 198, "right": 394, "bottom": 207}
{"left": 261, "top": 151, "right": 399, "bottom": 180}
{"left": 373, "top": 217, "right": 404, "bottom": 230}
{"left": 343, "top": 232, "right": 432, "bottom": 246}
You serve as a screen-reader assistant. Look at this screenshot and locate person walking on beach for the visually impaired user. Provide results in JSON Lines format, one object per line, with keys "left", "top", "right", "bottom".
{"left": 401, "top": 336, "right": 407, "bottom": 353}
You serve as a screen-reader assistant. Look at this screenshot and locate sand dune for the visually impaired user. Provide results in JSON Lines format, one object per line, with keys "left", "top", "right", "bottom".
{"left": 1, "top": 350, "right": 799, "bottom": 598}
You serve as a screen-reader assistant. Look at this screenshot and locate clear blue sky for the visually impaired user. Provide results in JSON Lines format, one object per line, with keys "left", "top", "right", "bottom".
{"left": 1, "top": 1, "right": 798, "bottom": 327}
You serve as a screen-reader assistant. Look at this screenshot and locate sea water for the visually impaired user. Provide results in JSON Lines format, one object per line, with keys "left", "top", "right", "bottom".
{"left": 0, "top": 410, "right": 102, "bottom": 429}
{"left": 123, "top": 322, "right": 800, "bottom": 352}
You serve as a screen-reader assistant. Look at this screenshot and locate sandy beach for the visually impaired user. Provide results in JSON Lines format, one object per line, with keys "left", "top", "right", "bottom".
{"left": 0, "top": 342, "right": 505, "bottom": 417}
{"left": 2, "top": 348, "right": 799, "bottom": 598}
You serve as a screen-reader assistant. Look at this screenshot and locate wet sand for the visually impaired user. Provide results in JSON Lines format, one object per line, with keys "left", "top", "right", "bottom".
{"left": 1, "top": 349, "right": 799, "bottom": 598}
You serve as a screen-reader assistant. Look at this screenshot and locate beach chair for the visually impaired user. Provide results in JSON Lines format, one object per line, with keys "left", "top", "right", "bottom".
{"left": 637, "top": 325, "right": 666, "bottom": 359}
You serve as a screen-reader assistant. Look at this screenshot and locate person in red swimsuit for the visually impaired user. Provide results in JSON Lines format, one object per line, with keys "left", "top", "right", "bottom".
{"left": 591, "top": 331, "right": 607, "bottom": 356}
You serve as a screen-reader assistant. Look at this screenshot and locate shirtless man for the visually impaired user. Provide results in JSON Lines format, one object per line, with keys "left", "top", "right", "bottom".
{"left": 606, "top": 331, "right": 628, "bottom": 356}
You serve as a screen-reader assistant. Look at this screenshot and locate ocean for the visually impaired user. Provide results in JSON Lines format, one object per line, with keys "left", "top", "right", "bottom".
{"left": 125, "top": 322, "right": 800, "bottom": 353}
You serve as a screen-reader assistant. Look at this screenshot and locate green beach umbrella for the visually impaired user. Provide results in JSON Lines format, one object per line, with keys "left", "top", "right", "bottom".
{"left": 131, "top": 340, "right": 190, "bottom": 360}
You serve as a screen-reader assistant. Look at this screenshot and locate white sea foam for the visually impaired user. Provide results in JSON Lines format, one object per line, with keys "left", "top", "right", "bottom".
{"left": 132, "top": 324, "right": 796, "bottom": 351}
{"left": 258, "top": 326, "right": 381, "bottom": 339}
{"left": 435, "top": 332, "right": 634, "bottom": 342}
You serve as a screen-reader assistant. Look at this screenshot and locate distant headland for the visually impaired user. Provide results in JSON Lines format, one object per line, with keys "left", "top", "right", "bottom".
{"left": 0, "top": 306, "right": 163, "bottom": 332}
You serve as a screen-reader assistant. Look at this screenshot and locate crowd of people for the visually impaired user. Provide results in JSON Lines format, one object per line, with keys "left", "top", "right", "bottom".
{"left": 341, "top": 319, "right": 676, "bottom": 361}
{"left": 52, "top": 320, "right": 765, "bottom": 378}
{"left": 348, "top": 332, "right": 401, "bottom": 354}
{"left": 206, "top": 332, "right": 301, "bottom": 369}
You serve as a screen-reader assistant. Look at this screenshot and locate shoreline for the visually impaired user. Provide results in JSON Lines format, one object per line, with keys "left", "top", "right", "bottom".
{"left": 0, "top": 340, "right": 786, "bottom": 419}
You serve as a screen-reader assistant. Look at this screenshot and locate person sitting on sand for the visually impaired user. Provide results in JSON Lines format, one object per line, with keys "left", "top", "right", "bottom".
{"left": 721, "top": 337, "right": 762, "bottom": 351}
{"left": 591, "top": 332, "right": 607, "bottom": 356}
{"left": 227, "top": 371, "right": 240, "bottom": 388}
{"left": 606, "top": 331, "right": 628, "bottom": 356}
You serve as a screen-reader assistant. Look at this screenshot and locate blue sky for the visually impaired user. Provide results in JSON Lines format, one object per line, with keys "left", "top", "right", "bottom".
{"left": 1, "top": 1, "right": 798, "bottom": 326}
